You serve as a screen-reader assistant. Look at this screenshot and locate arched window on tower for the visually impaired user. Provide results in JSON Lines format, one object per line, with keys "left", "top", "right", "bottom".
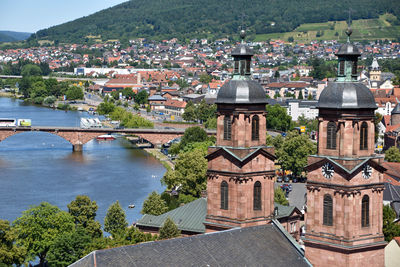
{"left": 327, "top": 122, "right": 337, "bottom": 149}
{"left": 251, "top": 115, "right": 259, "bottom": 141}
{"left": 360, "top": 122, "right": 368, "bottom": 150}
{"left": 253, "top": 181, "right": 262, "bottom": 210}
{"left": 362, "top": 195, "right": 370, "bottom": 227}
{"left": 221, "top": 181, "right": 228, "bottom": 210}
{"left": 339, "top": 61, "right": 345, "bottom": 76}
{"left": 352, "top": 61, "right": 358, "bottom": 75}
{"left": 323, "top": 194, "right": 333, "bottom": 226}
{"left": 224, "top": 116, "right": 231, "bottom": 140}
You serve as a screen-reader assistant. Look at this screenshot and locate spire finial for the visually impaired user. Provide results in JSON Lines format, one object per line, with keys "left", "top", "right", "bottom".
{"left": 240, "top": 29, "right": 246, "bottom": 43}
{"left": 346, "top": 9, "right": 353, "bottom": 43}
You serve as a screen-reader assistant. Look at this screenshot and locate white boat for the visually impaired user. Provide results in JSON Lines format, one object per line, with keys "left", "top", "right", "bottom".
{"left": 96, "top": 134, "right": 115, "bottom": 141}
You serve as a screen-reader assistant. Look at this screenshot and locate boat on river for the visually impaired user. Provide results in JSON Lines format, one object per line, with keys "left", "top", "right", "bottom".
{"left": 96, "top": 134, "right": 116, "bottom": 141}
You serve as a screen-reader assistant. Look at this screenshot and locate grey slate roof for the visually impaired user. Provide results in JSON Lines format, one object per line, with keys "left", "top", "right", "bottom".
{"left": 216, "top": 80, "right": 268, "bottom": 104}
{"left": 70, "top": 223, "right": 311, "bottom": 267}
{"left": 148, "top": 94, "right": 166, "bottom": 101}
{"left": 318, "top": 82, "right": 377, "bottom": 109}
{"left": 335, "top": 43, "right": 361, "bottom": 56}
{"left": 136, "top": 198, "right": 207, "bottom": 233}
{"left": 231, "top": 44, "right": 254, "bottom": 56}
{"left": 391, "top": 103, "right": 400, "bottom": 115}
{"left": 384, "top": 183, "right": 400, "bottom": 202}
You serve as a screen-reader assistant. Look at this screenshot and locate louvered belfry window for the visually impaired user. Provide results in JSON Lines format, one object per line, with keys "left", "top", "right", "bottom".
{"left": 323, "top": 194, "right": 333, "bottom": 226}
{"left": 339, "top": 61, "right": 345, "bottom": 75}
{"left": 221, "top": 181, "right": 228, "bottom": 210}
{"left": 327, "top": 122, "right": 337, "bottom": 149}
{"left": 251, "top": 115, "right": 260, "bottom": 141}
{"left": 360, "top": 122, "right": 368, "bottom": 150}
{"left": 352, "top": 61, "right": 358, "bottom": 75}
{"left": 253, "top": 181, "right": 262, "bottom": 210}
{"left": 362, "top": 195, "right": 370, "bottom": 227}
{"left": 223, "top": 116, "right": 232, "bottom": 140}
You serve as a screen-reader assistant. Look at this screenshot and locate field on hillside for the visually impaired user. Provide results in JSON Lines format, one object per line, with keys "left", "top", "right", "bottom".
{"left": 254, "top": 14, "right": 400, "bottom": 42}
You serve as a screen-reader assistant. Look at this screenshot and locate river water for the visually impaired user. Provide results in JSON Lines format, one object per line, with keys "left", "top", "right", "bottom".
{"left": 0, "top": 97, "right": 165, "bottom": 225}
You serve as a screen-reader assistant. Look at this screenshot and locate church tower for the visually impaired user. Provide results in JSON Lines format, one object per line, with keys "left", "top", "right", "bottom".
{"left": 304, "top": 28, "right": 386, "bottom": 267}
{"left": 204, "top": 31, "right": 276, "bottom": 232}
{"left": 369, "top": 58, "right": 381, "bottom": 88}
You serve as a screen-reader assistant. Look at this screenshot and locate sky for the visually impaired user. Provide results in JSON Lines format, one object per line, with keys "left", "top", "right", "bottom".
{"left": 0, "top": 0, "right": 129, "bottom": 33}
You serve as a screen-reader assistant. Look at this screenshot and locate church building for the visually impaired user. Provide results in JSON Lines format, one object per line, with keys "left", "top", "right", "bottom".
{"left": 304, "top": 28, "right": 387, "bottom": 267}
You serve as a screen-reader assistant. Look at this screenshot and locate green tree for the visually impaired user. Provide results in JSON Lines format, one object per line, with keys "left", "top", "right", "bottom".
{"left": 67, "top": 195, "right": 102, "bottom": 238}
{"left": 122, "top": 87, "right": 136, "bottom": 99}
{"left": 276, "top": 131, "right": 316, "bottom": 176}
{"left": 21, "top": 64, "right": 42, "bottom": 77}
{"left": 274, "top": 187, "right": 289, "bottom": 206}
{"left": 383, "top": 205, "right": 400, "bottom": 242}
{"left": 183, "top": 101, "right": 196, "bottom": 122}
{"left": 135, "top": 90, "right": 148, "bottom": 105}
{"left": 13, "top": 202, "right": 75, "bottom": 266}
{"left": 66, "top": 86, "right": 84, "bottom": 100}
{"left": 29, "top": 80, "right": 48, "bottom": 99}
{"left": 0, "top": 220, "right": 25, "bottom": 266}
{"left": 385, "top": 146, "right": 400, "bottom": 162}
{"left": 141, "top": 191, "right": 168, "bottom": 215}
{"left": 46, "top": 227, "right": 92, "bottom": 267}
{"left": 159, "top": 217, "right": 180, "bottom": 240}
{"left": 298, "top": 91, "right": 303, "bottom": 99}
{"left": 180, "top": 126, "right": 208, "bottom": 148}
{"left": 97, "top": 101, "right": 115, "bottom": 115}
{"left": 274, "top": 70, "right": 280, "bottom": 78}
{"left": 205, "top": 117, "right": 217, "bottom": 129}
{"left": 104, "top": 201, "right": 128, "bottom": 237}
{"left": 196, "top": 100, "right": 216, "bottom": 123}
{"left": 162, "top": 148, "right": 207, "bottom": 197}
{"left": 199, "top": 74, "right": 212, "bottom": 84}
{"left": 266, "top": 104, "right": 292, "bottom": 131}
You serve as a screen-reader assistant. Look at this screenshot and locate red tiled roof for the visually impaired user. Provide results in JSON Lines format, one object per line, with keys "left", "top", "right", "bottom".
{"left": 164, "top": 99, "right": 186, "bottom": 108}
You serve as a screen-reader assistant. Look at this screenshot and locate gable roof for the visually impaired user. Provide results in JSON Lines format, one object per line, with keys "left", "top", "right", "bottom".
{"left": 206, "top": 146, "right": 276, "bottom": 168}
{"left": 136, "top": 198, "right": 207, "bottom": 233}
{"left": 71, "top": 223, "right": 311, "bottom": 267}
{"left": 306, "top": 155, "right": 386, "bottom": 180}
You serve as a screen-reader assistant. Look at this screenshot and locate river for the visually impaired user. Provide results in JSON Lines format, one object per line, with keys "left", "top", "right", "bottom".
{"left": 0, "top": 97, "right": 165, "bottom": 226}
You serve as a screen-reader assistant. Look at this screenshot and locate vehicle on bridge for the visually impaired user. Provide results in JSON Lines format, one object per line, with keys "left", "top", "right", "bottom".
{"left": 0, "top": 118, "right": 16, "bottom": 127}
{"left": 80, "top": 118, "right": 102, "bottom": 128}
{"left": 17, "top": 119, "right": 31, "bottom": 127}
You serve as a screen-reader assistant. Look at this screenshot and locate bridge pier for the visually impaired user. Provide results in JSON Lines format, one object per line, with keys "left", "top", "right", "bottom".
{"left": 73, "top": 144, "right": 83, "bottom": 152}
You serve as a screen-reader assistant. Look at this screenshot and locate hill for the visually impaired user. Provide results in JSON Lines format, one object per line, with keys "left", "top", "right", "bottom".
{"left": 0, "top": 31, "right": 32, "bottom": 42}
{"left": 32, "top": 0, "right": 400, "bottom": 43}
{"left": 255, "top": 14, "right": 400, "bottom": 42}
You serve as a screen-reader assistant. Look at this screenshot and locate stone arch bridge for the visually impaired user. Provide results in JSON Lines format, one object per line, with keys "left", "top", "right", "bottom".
{"left": 0, "top": 126, "right": 216, "bottom": 152}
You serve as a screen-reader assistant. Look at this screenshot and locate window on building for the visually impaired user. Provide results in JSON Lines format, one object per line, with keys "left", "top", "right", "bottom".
{"left": 323, "top": 194, "right": 333, "bottom": 226}
{"left": 360, "top": 122, "right": 368, "bottom": 150}
{"left": 234, "top": 60, "right": 239, "bottom": 73}
{"left": 362, "top": 195, "right": 369, "bottom": 227}
{"left": 327, "top": 121, "right": 337, "bottom": 149}
{"left": 251, "top": 115, "right": 260, "bottom": 141}
{"left": 253, "top": 181, "right": 262, "bottom": 210}
{"left": 240, "top": 60, "right": 245, "bottom": 75}
{"left": 339, "top": 61, "right": 345, "bottom": 75}
{"left": 352, "top": 61, "right": 358, "bottom": 75}
{"left": 223, "top": 116, "right": 232, "bottom": 140}
{"left": 221, "top": 181, "right": 228, "bottom": 210}
{"left": 246, "top": 59, "right": 251, "bottom": 74}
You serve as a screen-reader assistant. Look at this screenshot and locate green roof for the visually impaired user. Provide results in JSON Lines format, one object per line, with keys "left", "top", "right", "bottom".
{"left": 136, "top": 198, "right": 207, "bottom": 233}
{"left": 275, "top": 203, "right": 297, "bottom": 219}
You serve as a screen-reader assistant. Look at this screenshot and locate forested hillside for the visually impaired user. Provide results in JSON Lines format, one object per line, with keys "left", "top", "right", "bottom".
{"left": 0, "top": 31, "right": 32, "bottom": 42}
{"left": 32, "top": 0, "right": 400, "bottom": 43}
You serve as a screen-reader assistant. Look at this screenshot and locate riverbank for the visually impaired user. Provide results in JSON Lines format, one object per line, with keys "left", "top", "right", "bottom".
{"left": 144, "top": 148, "right": 174, "bottom": 170}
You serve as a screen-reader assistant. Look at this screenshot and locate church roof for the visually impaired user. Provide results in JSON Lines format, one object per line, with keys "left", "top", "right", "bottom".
{"left": 392, "top": 103, "right": 400, "bottom": 115}
{"left": 318, "top": 82, "right": 377, "bottom": 109}
{"left": 231, "top": 43, "right": 254, "bottom": 56}
{"left": 335, "top": 42, "right": 361, "bottom": 56}
{"left": 215, "top": 80, "right": 268, "bottom": 104}
{"left": 136, "top": 198, "right": 207, "bottom": 234}
{"left": 71, "top": 223, "right": 311, "bottom": 267}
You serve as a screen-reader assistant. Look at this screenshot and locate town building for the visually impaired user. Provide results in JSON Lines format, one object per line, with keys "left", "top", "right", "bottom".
{"left": 304, "top": 28, "right": 386, "bottom": 267}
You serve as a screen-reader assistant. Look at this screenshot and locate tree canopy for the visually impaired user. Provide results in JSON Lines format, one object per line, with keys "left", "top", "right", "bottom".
{"left": 385, "top": 147, "right": 400, "bottom": 162}
{"left": 12, "top": 202, "right": 75, "bottom": 265}
{"left": 141, "top": 191, "right": 169, "bottom": 215}
{"left": 104, "top": 201, "right": 128, "bottom": 237}
{"left": 266, "top": 104, "right": 292, "bottom": 131}
{"left": 159, "top": 217, "right": 180, "bottom": 240}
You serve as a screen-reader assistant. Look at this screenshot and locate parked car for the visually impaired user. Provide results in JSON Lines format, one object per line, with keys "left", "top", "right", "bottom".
{"left": 292, "top": 177, "right": 298, "bottom": 183}
{"left": 276, "top": 176, "right": 283, "bottom": 183}
{"left": 283, "top": 176, "right": 290, "bottom": 183}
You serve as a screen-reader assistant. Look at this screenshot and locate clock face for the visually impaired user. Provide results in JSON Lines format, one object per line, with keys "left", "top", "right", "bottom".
{"left": 322, "top": 162, "right": 334, "bottom": 179}
{"left": 362, "top": 164, "right": 373, "bottom": 179}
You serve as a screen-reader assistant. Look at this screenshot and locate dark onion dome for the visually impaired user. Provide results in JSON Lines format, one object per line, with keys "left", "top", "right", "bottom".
{"left": 231, "top": 44, "right": 254, "bottom": 56}
{"left": 317, "top": 82, "right": 377, "bottom": 109}
{"left": 392, "top": 103, "right": 400, "bottom": 114}
{"left": 335, "top": 42, "right": 361, "bottom": 56}
{"left": 216, "top": 80, "right": 268, "bottom": 104}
